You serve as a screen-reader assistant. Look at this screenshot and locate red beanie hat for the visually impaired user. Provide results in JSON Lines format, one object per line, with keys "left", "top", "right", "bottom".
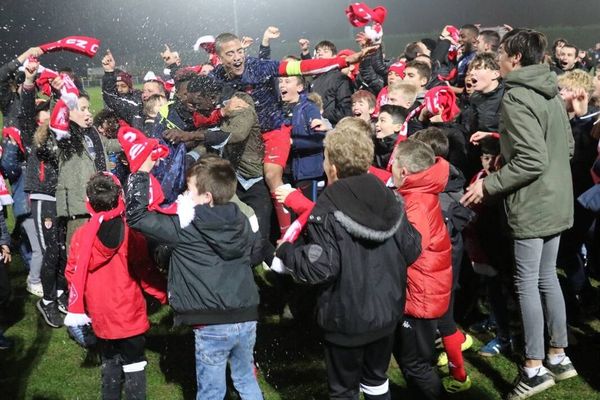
{"left": 388, "top": 61, "right": 406, "bottom": 78}
{"left": 116, "top": 71, "right": 133, "bottom": 89}
{"left": 117, "top": 126, "right": 169, "bottom": 173}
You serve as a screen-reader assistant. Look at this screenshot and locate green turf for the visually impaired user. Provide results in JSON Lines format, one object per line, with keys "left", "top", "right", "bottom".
{"left": 1, "top": 255, "right": 600, "bottom": 399}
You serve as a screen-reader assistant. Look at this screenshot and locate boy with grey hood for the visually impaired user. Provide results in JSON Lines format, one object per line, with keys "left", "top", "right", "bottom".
{"left": 275, "top": 118, "right": 422, "bottom": 400}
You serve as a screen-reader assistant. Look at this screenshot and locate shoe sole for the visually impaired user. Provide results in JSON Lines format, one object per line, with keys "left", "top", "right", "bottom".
{"left": 551, "top": 369, "right": 578, "bottom": 381}
{"left": 479, "top": 351, "right": 500, "bottom": 357}
{"left": 36, "top": 301, "right": 62, "bottom": 328}
{"left": 479, "top": 347, "right": 508, "bottom": 357}
{"left": 507, "top": 379, "right": 555, "bottom": 400}
{"left": 27, "top": 288, "right": 44, "bottom": 298}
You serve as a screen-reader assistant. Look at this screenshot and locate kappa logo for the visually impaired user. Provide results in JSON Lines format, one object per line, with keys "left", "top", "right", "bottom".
{"left": 402, "top": 320, "right": 412, "bottom": 329}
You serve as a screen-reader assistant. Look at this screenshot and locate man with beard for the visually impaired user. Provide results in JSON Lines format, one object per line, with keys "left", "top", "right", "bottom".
{"left": 455, "top": 24, "right": 480, "bottom": 90}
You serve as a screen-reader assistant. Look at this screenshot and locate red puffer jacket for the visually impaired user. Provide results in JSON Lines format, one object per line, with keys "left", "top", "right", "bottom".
{"left": 398, "top": 157, "right": 452, "bottom": 319}
{"left": 67, "top": 223, "right": 167, "bottom": 339}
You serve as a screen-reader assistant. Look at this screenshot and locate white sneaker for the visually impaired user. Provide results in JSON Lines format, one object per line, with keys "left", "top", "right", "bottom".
{"left": 26, "top": 281, "right": 44, "bottom": 297}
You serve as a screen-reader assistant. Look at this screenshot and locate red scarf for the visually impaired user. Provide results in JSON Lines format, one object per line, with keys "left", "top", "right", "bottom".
{"left": 36, "top": 69, "right": 80, "bottom": 109}
{"left": 40, "top": 36, "right": 101, "bottom": 58}
{"left": 64, "top": 173, "right": 125, "bottom": 326}
{"left": 345, "top": 3, "right": 387, "bottom": 27}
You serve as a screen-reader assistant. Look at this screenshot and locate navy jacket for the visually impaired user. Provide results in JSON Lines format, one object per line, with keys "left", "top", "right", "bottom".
{"left": 287, "top": 94, "right": 325, "bottom": 182}
{"left": 212, "top": 57, "right": 284, "bottom": 133}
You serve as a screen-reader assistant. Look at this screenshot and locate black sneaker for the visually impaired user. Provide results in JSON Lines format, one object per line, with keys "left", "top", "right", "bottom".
{"left": 36, "top": 300, "right": 64, "bottom": 328}
{"left": 544, "top": 356, "right": 578, "bottom": 381}
{"left": 57, "top": 292, "right": 68, "bottom": 315}
{"left": 506, "top": 368, "right": 555, "bottom": 400}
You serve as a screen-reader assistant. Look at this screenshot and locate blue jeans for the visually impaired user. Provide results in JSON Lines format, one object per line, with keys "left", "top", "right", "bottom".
{"left": 194, "top": 321, "right": 263, "bottom": 400}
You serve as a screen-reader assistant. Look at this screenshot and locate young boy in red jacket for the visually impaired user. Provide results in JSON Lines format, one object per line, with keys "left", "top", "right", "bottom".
{"left": 392, "top": 139, "right": 453, "bottom": 400}
{"left": 64, "top": 172, "right": 167, "bottom": 400}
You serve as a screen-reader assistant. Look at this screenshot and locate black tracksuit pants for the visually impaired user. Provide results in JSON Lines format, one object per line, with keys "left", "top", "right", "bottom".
{"left": 393, "top": 316, "right": 443, "bottom": 400}
{"left": 324, "top": 334, "right": 394, "bottom": 400}
{"left": 31, "top": 199, "right": 66, "bottom": 301}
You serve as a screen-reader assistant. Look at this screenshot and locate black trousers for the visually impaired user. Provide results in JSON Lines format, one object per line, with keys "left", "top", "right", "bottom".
{"left": 393, "top": 317, "right": 443, "bottom": 400}
{"left": 100, "top": 334, "right": 147, "bottom": 400}
{"left": 324, "top": 334, "right": 394, "bottom": 400}
{"left": 100, "top": 334, "right": 146, "bottom": 366}
{"left": 31, "top": 200, "right": 66, "bottom": 301}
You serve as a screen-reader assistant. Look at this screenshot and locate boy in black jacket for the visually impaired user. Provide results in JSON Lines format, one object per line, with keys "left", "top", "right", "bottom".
{"left": 126, "top": 156, "right": 263, "bottom": 399}
{"left": 275, "top": 117, "right": 422, "bottom": 399}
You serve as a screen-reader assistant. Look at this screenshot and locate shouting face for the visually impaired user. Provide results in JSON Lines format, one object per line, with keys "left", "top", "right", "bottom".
{"left": 218, "top": 39, "right": 246, "bottom": 78}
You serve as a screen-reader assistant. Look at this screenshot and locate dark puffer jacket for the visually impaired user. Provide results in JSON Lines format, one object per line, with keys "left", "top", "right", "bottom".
{"left": 126, "top": 172, "right": 261, "bottom": 326}
{"left": 276, "top": 173, "right": 422, "bottom": 346}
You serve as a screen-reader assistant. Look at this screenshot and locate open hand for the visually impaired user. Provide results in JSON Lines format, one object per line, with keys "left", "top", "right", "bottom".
{"left": 274, "top": 184, "right": 295, "bottom": 204}
{"left": 460, "top": 178, "right": 485, "bottom": 207}
{"left": 344, "top": 45, "right": 380, "bottom": 65}
{"left": 222, "top": 96, "right": 250, "bottom": 116}
{"left": 163, "top": 128, "right": 191, "bottom": 144}
{"left": 241, "top": 36, "right": 254, "bottom": 49}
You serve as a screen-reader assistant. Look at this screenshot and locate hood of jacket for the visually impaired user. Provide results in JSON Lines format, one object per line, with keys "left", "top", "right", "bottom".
{"left": 444, "top": 163, "right": 466, "bottom": 194}
{"left": 190, "top": 202, "right": 250, "bottom": 260}
{"left": 399, "top": 157, "right": 449, "bottom": 196}
{"left": 318, "top": 173, "right": 404, "bottom": 242}
{"left": 504, "top": 64, "right": 558, "bottom": 99}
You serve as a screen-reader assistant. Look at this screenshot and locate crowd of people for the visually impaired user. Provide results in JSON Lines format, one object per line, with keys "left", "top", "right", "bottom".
{"left": 1, "top": 9, "right": 600, "bottom": 400}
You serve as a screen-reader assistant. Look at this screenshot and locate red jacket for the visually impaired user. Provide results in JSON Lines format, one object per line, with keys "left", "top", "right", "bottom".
{"left": 398, "top": 157, "right": 452, "bottom": 319}
{"left": 66, "top": 223, "right": 167, "bottom": 339}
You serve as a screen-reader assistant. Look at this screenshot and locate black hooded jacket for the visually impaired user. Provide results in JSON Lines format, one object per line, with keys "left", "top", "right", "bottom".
{"left": 126, "top": 172, "right": 261, "bottom": 326}
{"left": 276, "top": 173, "right": 422, "bottom": 346}
{"left": 310, "top": 69, "right": 353, "bottom": 125}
